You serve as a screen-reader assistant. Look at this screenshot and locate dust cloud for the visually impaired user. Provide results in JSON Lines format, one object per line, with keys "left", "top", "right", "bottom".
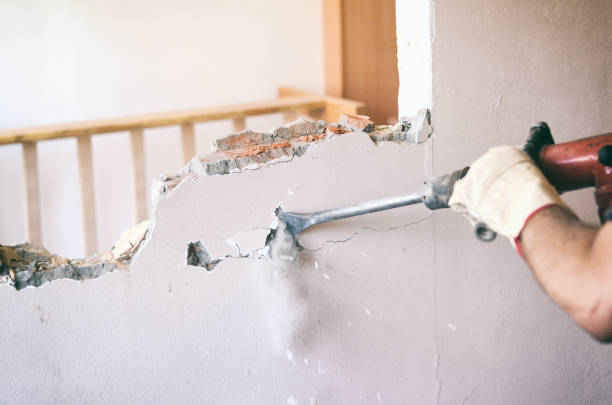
{"left": 253, "top": 221, "right": 307, "bottom": 354}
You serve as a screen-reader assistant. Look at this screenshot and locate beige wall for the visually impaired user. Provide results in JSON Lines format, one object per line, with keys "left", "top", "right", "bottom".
{"left": 431, "top": 0, "right": 612, "bottom": 403}
{"left": 0, "top": 0, "right": 324, "bottom": 257}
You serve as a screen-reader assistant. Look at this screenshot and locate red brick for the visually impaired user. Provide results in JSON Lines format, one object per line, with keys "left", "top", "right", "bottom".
{"left": 338, "top": 114, "right": 374, "bottom": 132}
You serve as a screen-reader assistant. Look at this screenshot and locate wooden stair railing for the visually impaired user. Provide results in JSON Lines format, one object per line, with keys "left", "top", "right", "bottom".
{"left": 0, "top": 87, "right": 363, "bottom": 255}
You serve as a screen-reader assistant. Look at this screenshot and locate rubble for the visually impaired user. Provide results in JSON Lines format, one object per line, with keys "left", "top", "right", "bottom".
{"left": 2, "top": 110, "right": 432, "bottom": 289}
{"left": 186, "top": 241, "right": 222, "bottom": 271}
{"left": 0, "top": 221, "right": 149, "bottom": 290}
{"left": 338, "top": 113, "right": 375, "bottom": 132}
{"left": 368, "top": 109, "right": 432, "bottom": 144}
{"left": 153, "top": 111, "right": 431, "bottom": 207}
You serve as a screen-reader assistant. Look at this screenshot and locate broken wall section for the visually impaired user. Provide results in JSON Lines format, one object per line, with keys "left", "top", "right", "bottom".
{"left": 152, "top": 110, "right": 432, "bottom": 208}
{"left": 0, "top": 108, "right": 440, "bottom": 404}
{"left": 0, "top": 221, "right": 149, "bottom": 290}
{"left": 151, "top": 111, "right": 433, "bottom": 272}
{"left": 1, "top": 111, "right": 432, "bottom": 290}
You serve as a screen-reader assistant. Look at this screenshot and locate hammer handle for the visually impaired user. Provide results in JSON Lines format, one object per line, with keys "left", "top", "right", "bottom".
{"left": 526, "top": 123, "right": 612, "bottom": 222}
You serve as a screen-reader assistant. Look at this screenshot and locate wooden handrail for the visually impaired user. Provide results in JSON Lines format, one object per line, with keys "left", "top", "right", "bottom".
{"left": 278, "top": 86, "right": 364, "bottom": 122}
{"left": 1, "top": 87, "right": 363, "bottom": 255}
{"left": 0, "top": 95, "right": 326, "bottom": 145}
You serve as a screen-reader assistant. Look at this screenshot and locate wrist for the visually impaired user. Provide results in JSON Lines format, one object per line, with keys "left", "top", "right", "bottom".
{"left": 516, "top": 204, "right": 576, "bottom": 258}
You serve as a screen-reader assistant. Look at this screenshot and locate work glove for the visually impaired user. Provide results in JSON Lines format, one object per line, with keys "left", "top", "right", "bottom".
{"left": 449, "top": 145, "right": 572, "bottom": 249}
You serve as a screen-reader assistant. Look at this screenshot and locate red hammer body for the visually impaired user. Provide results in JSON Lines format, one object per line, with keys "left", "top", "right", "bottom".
{"left": 536, "top": 133, "right": 612, "bottom": 222}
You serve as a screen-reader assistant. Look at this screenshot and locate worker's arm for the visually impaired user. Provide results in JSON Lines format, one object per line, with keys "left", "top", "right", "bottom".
{"left": 519, "top": 206, "right": 612, "bottom": 341}
{"left": 449, "top": 145, "right": 612, "bottom": 342}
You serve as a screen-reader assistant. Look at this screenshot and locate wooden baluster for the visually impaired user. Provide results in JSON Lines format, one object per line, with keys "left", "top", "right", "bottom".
{"left": 181, "top": 123, "right": 195, "bottom": 164}
{"left": 77, "top": 135, "right": 98, "bottom": 254}
{"left": 233, "top": 117, "right": 246, "bottom": 132}
{"left": 22, "top": 142, "right": 42, "bottom": 245}
{"left": 130, "top": 128, "right": 148, "bottom": 222}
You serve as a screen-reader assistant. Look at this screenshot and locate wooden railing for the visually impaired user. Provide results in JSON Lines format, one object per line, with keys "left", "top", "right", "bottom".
{"left": 0, "top": 87, "right": 363, "bottom": 254}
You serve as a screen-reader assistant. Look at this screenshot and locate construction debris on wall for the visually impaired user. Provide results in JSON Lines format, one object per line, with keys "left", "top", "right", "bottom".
{"left": 0, "top": 111, "right": 431, "bottom": 290}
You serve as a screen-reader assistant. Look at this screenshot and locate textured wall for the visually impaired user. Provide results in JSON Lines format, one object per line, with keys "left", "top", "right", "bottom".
{"left": 431, "top": 0, "right": 612, "bottom": 403}
{"left": 1, "top": 1, "right": 611, "bottom": 404}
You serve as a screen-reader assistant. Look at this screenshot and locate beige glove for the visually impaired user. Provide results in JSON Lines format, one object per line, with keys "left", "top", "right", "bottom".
{"left": 449, "top": 145, "right": 571, "bottom": 243}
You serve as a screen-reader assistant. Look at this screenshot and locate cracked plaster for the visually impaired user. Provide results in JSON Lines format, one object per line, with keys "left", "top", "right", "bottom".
{"left": 2, "top": 1, "right": 612, "bottom": 403}
{"left": 153, "top": 113, "right": 433, "bottom": 268}
{"left": 0, "top": 110, "right": 439, "bottom": 402}
{"left": 0, "top": 109, "right": 434, "bottom": 403}
{"left": 0, "top": 110, "right": 438, "bottom": 402}
{"left": 0, "top": 221, "right": 149, "bottom": 290}
{"left": 133, "top": 117, "right": 437, "bottom": 403}
{"left": 0, "top": 112, "right": 429, "bottom": 290}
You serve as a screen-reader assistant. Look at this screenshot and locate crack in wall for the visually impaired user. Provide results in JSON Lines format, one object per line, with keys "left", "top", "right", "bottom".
{"left": 185, "top": 213, "right": 434, "bottom": 271}
{"left": 152, "top": 110, "right": 431, "bottom": 208}
{"left": 302, "top": 213, "right": 434, "bottom": 252}
{"left": 3, "top": 110, "right": 432, "bottom": 290}
{"left": 186, "top": 238, "right": 269, "bottom": 271}
{"left": 178, "top": 110, "right": 432, "bottom": 270}
{"left": 173, "top": 110, "right": 433, "bottom": 270}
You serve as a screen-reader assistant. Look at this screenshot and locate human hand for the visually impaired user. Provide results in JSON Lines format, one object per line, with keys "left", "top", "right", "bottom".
{"left": 449, "top": 145, "right": 571, "bottom": 246}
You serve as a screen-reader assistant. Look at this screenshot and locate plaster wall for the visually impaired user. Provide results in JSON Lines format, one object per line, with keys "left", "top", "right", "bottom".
{"left": 1, "top": 1, "right": 611, "bottom": 405}
{"left": 431, "top": 0, "right": 612, "bottom": 403}
{"left": 0, "top": 0, "right": 324, "bottom": 257}
{"left": 1, "top": 129, "right": 438, "bottom": 404}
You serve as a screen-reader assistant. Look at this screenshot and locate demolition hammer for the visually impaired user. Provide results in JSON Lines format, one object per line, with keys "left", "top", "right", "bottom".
{"left": 278, "top": 123, "right": 612, "bottom": 241}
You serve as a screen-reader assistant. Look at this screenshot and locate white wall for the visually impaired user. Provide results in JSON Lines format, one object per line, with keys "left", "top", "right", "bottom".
{"left": 0, "top": 0, "right": 324, "bottom": 256}
{"left": 431, "top": 0, "right": 612, "bottom": 403}
{"left": 2, "top": 1, "right": 612, "bottom": 404}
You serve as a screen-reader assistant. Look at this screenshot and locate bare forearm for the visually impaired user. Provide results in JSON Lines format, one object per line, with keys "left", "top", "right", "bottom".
{"left": 520, "top": 205, "right": 612, "bottom": 341}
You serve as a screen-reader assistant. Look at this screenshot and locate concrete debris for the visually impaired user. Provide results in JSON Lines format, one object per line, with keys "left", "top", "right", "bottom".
{"left": 186, "top": 241, "right": 222, "bottom": 271}
{"left": 213, "top": 130, "right": 274, "bottom": 152}
{"left": 369, "top": 109, "right": 432, "bottom": 145}
{"left": 1, "top": 110, "right": 432, "bottom": 290}
{"left": 111, "top": 220, "right": 150, "bottom": 261}
{"left": 177, "top": 110, "right": 432, "bottom": 271}
{"left": 324, "top": 125, "right": 350, "bottom": 136}
{"left": 269, "top": 119, "right": 327, "bottom": 140}
{"left": 213, "top": 120, "right": 326, "bottom": 152}
{"left": 151, "top": 173, "right": 185, "bottom": 208}
{"left": 225, "top": 141, "right": 292, "bottom": 159}
{"left": 187, "top": 227, "right": 272, "bottom": 271}
{"left": 153, "top": 112, "right": 430, "bottom": 207}
{"left": 180, "top": 119, "right": 331, "bottom": 178}
{"left": 0, "top": 221, "right": 150, "bottom": 290}
{"left": 338, "top": 114, "right": 375, "bottom": 132}
{"left": 177, "top": 121, "right": 433, "bottom": 271}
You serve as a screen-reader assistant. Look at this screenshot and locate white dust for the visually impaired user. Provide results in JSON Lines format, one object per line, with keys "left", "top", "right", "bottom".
{"left": 253, "top": 222, "right": 307, "bottom": 354}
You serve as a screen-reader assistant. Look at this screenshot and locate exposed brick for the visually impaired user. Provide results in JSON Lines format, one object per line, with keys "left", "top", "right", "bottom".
{"left": 338, "top": 114, "right": 374, "bottom": 132}
{"left": 154, "top": 117, "right": 364, "bottom": 190}
{"left": 271, "top": 119, "right": 326, "bottom": 140}
{"left": 214, "top": 130, "right": 274, "bottom": 152}
{"left": 325, "top": 125, "right": 350, "bottom": 136}
{"left": 295, "top": 133, "right": 327, "bottom": 143}
{"left": 225, "top": 141, "right": 292, "bottom": 158}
